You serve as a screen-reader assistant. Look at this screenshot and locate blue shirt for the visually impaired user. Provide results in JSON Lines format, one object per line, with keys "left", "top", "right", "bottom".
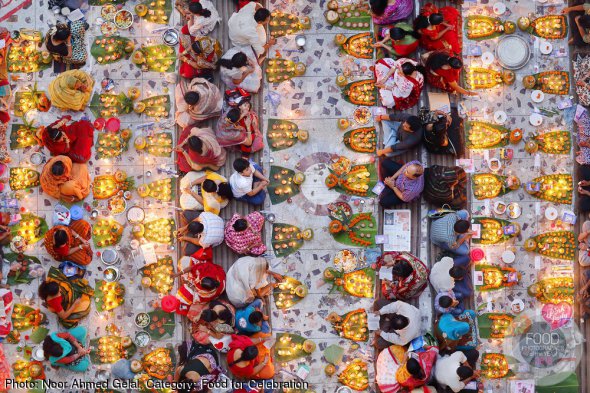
{"left": 235, "top": 305, "right": 261, "bottom": 334}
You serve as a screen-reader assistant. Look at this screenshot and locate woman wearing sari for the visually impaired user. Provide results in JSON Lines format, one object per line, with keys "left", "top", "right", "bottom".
{"left": 374, "top": 23, "right": 420, "bottom": 58}
{"left": 227, "top": 334, "right": 275, "bottom": 380}
{"left": 38, "top": 116, "right": 94, "bottom": 163}
{"left": 180, "top": 171, "right": 233, "bottom": 214}
{"left": 39, "top": 266, "right": 94, "bottom": 328}
{"left": 424, "top": 51, "right": 477, "bottom": 96}
{"left": 370, "top": 0, "right": 414, "bottom": 25}
{"left": 40, "top": 156, "right": 90, "bottom": 202}
{"left": 174, "top": 341, "right": 223, "bottom": 392}
{"left": 44, "top": 220, "right": 92, "bottom": 266}
{"left": 48, "top": 70, "right": 94, "bottom": 111}
{"left": 176, "top": 126, "right": 227, "bottom": 172}
{"left": 175, "top": 253, "right": 226, "bottom": 305}
{"left": 216, "top": 100, "right": 263, "bottom": 155}
{"left": 179, "top": 35, "right": 222, "bottom": 80}
{"left": 375, "top": 58, "right": 424, "bottom": 110}
{"left": 378, "top": 251, "right": 429, "bottom": 301}
{"left": 225, "top": 256, "right": 283, "bottom": 308}
{"left": 220, "top": 47, "right": 262, "bottom": 93}
{"left": 415, "top": 3, "right": 462, "bottom": 55}
{"left": 175, "top": 78, "right": 223, "bottom": 128}
{"left": 187, "top": 299, "right": 235, "bottom": 346}
{"left": 178, "top": 0, "right": 220, "bottom": 37}
{"left": 224, "top": 212, "right": 266, "bottom": 256}
{"left": 376, "top": 341, "right": 437, "bottom": 393}
{"left": 43, "top": 326, "right": 90, "bottom": 372}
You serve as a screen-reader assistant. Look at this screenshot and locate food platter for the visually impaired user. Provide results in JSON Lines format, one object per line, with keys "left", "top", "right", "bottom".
{"left": 496, "top": 35, "right": 531, "bottom": 70}
{"left": 134, "top": 331, "right": 150, "bottom": 347}
{"left": 353, "top": 107, "right": 371, "bottom": 125}
{"left": 115, "top": 9, "right": 133, "bottom": 29}
{"left": 104, "top": 267, "right": 120, "bottom": 282}
{"left": 507, "top": 202, "right": 521, "bottom": 219}
{"left": 494, "top": 201, "right": 507, "bottom": 215}
{"left": 127, "top": 206, "right": 145, "bottom": 223}
{"left": 162, "top": 29, "right": 179, "bottom": 46}
{"left": 531, "top": 90, "right": 545, "bottom": 103}
{"left": 135, "top": 312, "right": 150, "bottom": 328}
{"left": 333, "top": 249, "right": 358, "bottom": 272}
{"left": 100, "top": 21, "right": 117, "bottom": 37}
{"left": 101, "top": 4, "right": 117, "bottom": 21}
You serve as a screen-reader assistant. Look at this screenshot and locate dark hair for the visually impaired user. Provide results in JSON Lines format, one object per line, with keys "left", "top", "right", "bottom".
{"left": 406, "top": 358, "right": 425, "bottom": 380}
{"left": 449, "top": 266, "right": 465, "bottom": 280}
{"left": 201, "top": 277, "right": 220, "bottom": 290}
{"left": 405, "top": 116, "right": 422, "bottom": 132}
{"left": 219, "top": 52, "right": 248, "bottom": 69}
{"left": 202, "top": 179, "right": 217, "bottom": 193}
{"left": 391, "top": 260, "right": 413, "bottom": 279}
{"left": 188, "top": 2, "right": 212, "bottom": 17}
{"left": 53, "top": 229, "right": 68, "bottom": 247}
{"left": 248, "top": 310, "right": 264, "bottom": 324}
{"left": 226, "top": 108, "right": 241, "bottom": 123}
{"left": 390, "top": 27, "right": 420, "bottom": 41}
{"left": 433, "top": 116, "right": 448, "bottom": 133}
{"left": 184, "top": 91, "right": 200, "bottom": 105}
{"left": 51, "top": 161, "right": 65, "bottom": 176}
{"left": 47, "top": 127, "right": 62, "bottom": 142}
{"left": 187, "top": 136, "right": 203, "bottom": 153}
{"left": 448, "top": 56, "right": 463, "bottom": 69}
{"left": 38, "top": 281, "right": 60, "bottom": 299}
{"left": 218, "top": 308, "right": 233, "bottom": 323}
{"left": 228, "top": 345, "right": 258, "bottom": 366}
{"left": 401, "top": 62, "right": 426, "bottom": 76}
{"left": 454, "top": 219, "right": 470, "bottom": 234}
{"left": 457, "top": 365, "right": 474, "bottom": 380}
{"left": 53, "top": 26, "right": 71, "bottom": 41}
{"left": 254, "top": 8, "right": 271, "bottom": 23}
{"left": 191, "top": 40, "right": 203, "bottom": 54}
{"left": 217, "top": 183, "right": 234, "bottom": 200}
{"left": 188, "top": 221, "right": 204, "bottom": 235}
{"left": 438, "top": 295, "right": 453, "bottom": 308}
{"left": 369, "top": 0, "right": 388, "bottom": 15}
{"left": 200, "top": 309, "right": 217, "bottom": 322}
{"left": 414, "top": 13, "right": 443, "bottom": 30}
{"left": 580, "top": 15, "right": 590, "bottom": 28}
{"left": 232, "top": 218, "right": 248, "bottom": 232}
{"left": 427, "top": 52, "right": 461, "bottom": 70}
{"left": 43, "top": 336, "right": 64, "bottom": 359}
{"left": 390, "top": 314, "right": 409, "bottom": 330}
{"left": 233, "top": 158, "right": 250, "bottom": 173}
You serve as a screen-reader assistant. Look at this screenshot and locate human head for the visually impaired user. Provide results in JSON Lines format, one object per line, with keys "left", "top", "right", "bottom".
{"left": 188, "top": 221, "right": 204, "bottom": 235}
{"left": 231, "top": 52, "right": 248, "bottom": 68}
{"left": 191, "top": 40, "right": 203, "bottom": 54}
{"left": 47, "top": 126, "right": 63, "bottom": 142}
{"left": 249, "top": 310, "right": 264, "bottom": 324}
{"left": 448, "top": 56, "right": 463, "bottom": 69}
{"left": 184, "top": 91, "right": 200, "bottom": 106}
{"left": 580, "top": 15, "right": 590, "bottom": 29}
{"left": 226, "top": 108, "right": 241, "bottom": 124}
{"left": 187, "top": 136, "right": 203, "bottom": 153}
{"left": 229, "top": 345, "right": 259, "bottom": 366}
{"left": 53, "top": 26, "right": 71, "bottom": 41}
{"left": 406, "top": 163, "right": 424, "bottom": 178}
{"left": 200, "top": 277, "right": 220, "bottom": 290}
{"left": 457, "top": 365, "right": 474, "bottom": 380}
{"left": 217, "top": 183, "right": 234, "bottom": 200}
{"left": 429, "top": 13, "right": 444, "bottom": 25}
{"left": 51, "top": 160, "right": 65, "bottom": 176}
{"left": 200, "top": 308, "right": 217, "bottom": 322}
{"left": 454, "top": 220, "right": 470, "bottom": 234}
{"left": 369, "top": 0, "right": 388, "bottom": 15}
{"left": 53, "top": 228, "right": 68, "bottom": 247}
{"left": 43, "top": 336, "right": 64, "bottom": 359}
{"left": 233, "top": 158, "right": 252, "bottom": 176}
{"left": 390, "top": 314, "right": 409, "bottom": 330}
{"left": 449, "top": 266, "right": 466, "bottom": 280}
{"left": 38, "top": 281, "right": 59, "bottom": 299}
{"left": 202, "top": 179, "right": 217, "bottom": 193}
{"left": 254, "top": 8, "right": 271, "bottom": 24}
{"left": 402, "top": 116, "right": 422, "bottom": 133}
{"left": 188, "top": 2, "right": 212, "bottom": 17}
{"left": 438, "top": 295, "right": 453, "bottom": 309}
{"left": 406, "top": 358, "right": 424, "bottom": 380}
{"left": 232, "top": 218, "right": 248, "bottom": 232}
{"left": 391, "top": 260, "right": 413, "bottom": 279}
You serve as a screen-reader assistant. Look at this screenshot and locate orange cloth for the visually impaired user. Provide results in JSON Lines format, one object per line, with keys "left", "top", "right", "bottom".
{"left": 40, "top": 156, "right": 90, "bottom": 202}
{"left": 44, "top": 220, "right": 92, "bottom": 265}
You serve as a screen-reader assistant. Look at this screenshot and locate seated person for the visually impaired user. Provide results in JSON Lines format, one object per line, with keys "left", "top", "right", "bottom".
{"left": 376, "top": 114, "right": 423, "bottom": 158}
{"left": 373, "top": 24, "right": 420, "bottom": 58}
{"left": 175, "top": 253, "right": 226, "bottom": 304}
{"left": 228, "top": 2, "right": 275, "bottom": 58}
{"left": 373, "top": 299, "right": 422, "bottom": 348}
{"left": 435, "top": 349, "right": 480, "bottom": 393}
{"left": 227, "top": 334, "right": 274, "bottom": 380}
{"left": 423, "top": 165, "right": 467, "bottom": 209}
{"left": 178, "top": 36, "right": 222, "bottom": 80}
{"left": 379, "top": 160, "right": 425, "bottom": 208}
{"left": 434, "top": 290, "right": 463, "bottom": 316}
{"left": 415, "top": 3, "right": 461, "bottom": 55}
{"left": 430, "top": 255, "right": 473, "bottom": 299}
{"left": 45, "top": 21, "right": 89, "bottom": 73}
{"left": 177, "top": 211, "right": 225, "bottom": 254}
{"left": 370, "top": 0, "right": 413, "bottom": 25}
{"left": 229, "top": 158, "right": 269, "bottom": 205}
{"left": 220, "top": 48, "right": 263, "bottom": 93}
{"left": 377, "top": 251, "right": 429, "bottom": 301}
{"left": 187, "top": 299, "right": 235, "bottom": 346}
{"left": 578, "top": 165, "right": 590, "bottom": 212}
{"left": 38, "top": 116, "right": 94, "bottom": 163}
{"left": 224, "top": 212, "right": 266, "bottom": 256}
{"left": 175, "top": 78, "right": 222, "bottom": 128}
{"left": 579, "top": 221, "right": 590, "bottom": 267}
{"left": 43, "top": 326, "right": 90, "bottom": 372}
{"left": 216, "top": 101, "right": 263, "bottom": 156}
{"left": 176, "top": 126, "right": 227, "bottom": 172}
{"left": 180, "top": 171, "right": 233, "bottom": 214}
{"left": 226, "top": 256, "right": 283, "bottom": 308}
{"left": 375, "top": 58, "right": 424, "bottom": 110}
{"left": 235, "top": 298, "right": 270, "bottom": 335}
{"left": 563, "top": 4, "right": 590, "bottom": 45}
{"left": 39, "top": 267, "right": 94, "bottom": 328}
{"left": 420, "top": 107, "right": 463, "bottom": 156}
{"left": 174, "top": 341, "right": 223, "bottom": 390}
{"left": 430, "top": 210, "right": 472, "bottom": 255}
{"left": 48, "top": 70, "right": 94, "bottom": 111}
{"left": 424, "top": 51, "right": 477, "bottom": 96}
{"left": 40, "top": 156, "right": 90, "bottom": 202}
{"left": 434, "top": 310, "right": 478, "bottom": 352}
{"left": 177, "top": 0, "right": 220, "bottom": 37}
{"left": 44, "top": 219, "right": 92, "bottom": 265}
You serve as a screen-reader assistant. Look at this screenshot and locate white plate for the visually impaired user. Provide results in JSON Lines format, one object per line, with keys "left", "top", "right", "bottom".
{"left": 507, "top": 202, "right": 522, "bottom": 218}
{"left": 531, "top": 90, "right": 545, "bottom": 103}
{"left": 539, "top": 40, "right": 553, "bottom": 55}
{"left": 493, "top": 2, "right": 507, "bottom": 15}
{"left": 481, "top": 51, "right": 495, "bottom": 66}
{"left": 488, "top": 158, "right": 502, "bottom": 172}
{"left": 494, "top": 110, "right": 507, "bottom": 124}
{"left": 502, "top": 250, "right": 516, "bottom": 264}
{"left": 511, "top": 298, "right": 524, "bottom": 313}
{"left": 494, "top": 201, "right": 507, "bottom": 215}
{"left": 529, "top": 113, "right": 543, "bottom": 126}
{"left": 545, "top": 206, "right": 558, "bottom": 220}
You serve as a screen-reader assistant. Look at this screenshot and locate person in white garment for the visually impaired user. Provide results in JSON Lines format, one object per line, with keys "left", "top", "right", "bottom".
{"left": 435, "top": 350, "right": 480, "bottom": 392}
{"left": 227, "top": 2, "right": 276, "bottom": 58}
{"left": 374, "top": 300, "right": 422, "bottom": 346}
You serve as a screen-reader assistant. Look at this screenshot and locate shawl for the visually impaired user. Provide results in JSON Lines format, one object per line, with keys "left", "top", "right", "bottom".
{"left": 179, "top": 170, "right": 229, "bottom": 213}
{"left": 216, "top": 107, "right": 263, "bottom": 151}
{"left": 40, "top": 156, "right": 91, "bottom": 202}
{"left": 182, "top": 126, "right": 227, "bottom": 168}
{"left": 228, "top": 2, "right": 267, "bottom": 56}
{"left": 175, "top": 78, "right": 223, "bottom": 128}
{"left": 225, "top": 256, "right": 269, "bottom": 308}
{"left": 187, "top": 0, "right": 221, "bottom": 36}
{"left": 48, "top": 70, "right": 94, "bottom": 111}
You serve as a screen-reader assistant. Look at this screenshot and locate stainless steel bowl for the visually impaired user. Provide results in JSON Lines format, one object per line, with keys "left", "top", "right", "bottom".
{"left": 162, "top": 29, "right": 179, "bottom": 46}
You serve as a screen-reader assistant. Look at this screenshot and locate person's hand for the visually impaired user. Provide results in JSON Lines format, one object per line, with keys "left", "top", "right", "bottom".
{"left": 174, "top": 147, "right": 184, "bottom": 153}
{"left": 576, "top": 15, "right": 581, "bottom": 22}
{"left": 179, "top": 236, "right": 190, "bottom": 242}
{"left": 375, "top": 329, "right": 381, "bottom": 336}
{"left": 372, "top": 42, "right": 383, "bottom": 48}
{"left": 262, "top": 354, "right": 269, "bottom": 364}
{"left": 268, "top": 37, "right": 277, "bottom": 45}
{"left": 373, "top": 310, "right": 380, "bottom": 316}
{"left": 82, "top": 348, "right": 91, "bottom": 355}
{"left": 374, "top": 114, "right": 385, "bottom": 122}
{"left": 183, "top": 187, "right": 191, "bottom": 194}
{"left": 473, "top": 370, "right": 481, "bottom": 379}
{"left": 376, "top": 149, "right": 387, "bottom": 157}
{"left": 261, "top": 180, "right": 270, "bottom": 187}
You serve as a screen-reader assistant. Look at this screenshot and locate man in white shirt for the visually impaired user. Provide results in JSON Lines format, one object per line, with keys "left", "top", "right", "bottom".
{"left": 435, "top": 350, "right": 480, "bottom": 393}
{"left": 228, "top": 2, "right": 276, "bottom": 59}
{"left": 229, "top": 158, "right": 269, "bottom": 205}
{"left": 430, "top": 256, "right": 471, "bottom": 293}
{"left": 374, "top": 300, "right": 421, "bottom": 346}
{"left": 178, "top": 211, "right": 225, "bottom": 254}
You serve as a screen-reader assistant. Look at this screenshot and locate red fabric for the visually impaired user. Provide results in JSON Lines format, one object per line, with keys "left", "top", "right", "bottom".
{"left": 46, "top": 296, "right": 64, "bottom": 313}
{"left": 54, "top": 243, "right": 70, "bottom": 258}
{"left": 0, "top": 111, "right": 9, "bottom": 124}
{"left": 399, "top": 348, "right": 438, "bottom": 389}
{"left": 238, "top": 0, "right": 253, "bottom": 10}
{"left": 176, "top": 126, "right": 220, "bottom": 173}
{"left": 191, "top": 247, "right": 213, "bottom": 262}
{"left": 393, "top": 75, "right": 422, "bottom": 111}
{"left": 161, "top": 295, "right": 180, "bottom": 313}
{"left": 393, "top": 40, "right": 420, "bottom": 57}
{"left": 228, "top": 335, "right": 256, "bottom": 377}
{"left": 426, "top": 66, "right": 460, "bottom": 92}
{"left": 42, "top": 119, "right": 94, "bottom": 163}
{"left": 418, "top": 3, "right": 462, "bottom": 55}
{"left": 189, "top": 260, "right": 226, "bottom": 302}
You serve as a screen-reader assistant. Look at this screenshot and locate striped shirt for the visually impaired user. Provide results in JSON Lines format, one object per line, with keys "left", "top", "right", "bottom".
{"left": 430, "top": 213, "right": 459, "bottom": 246}
{"left": 198, "top": 212, "right": 225, "bottom": 248}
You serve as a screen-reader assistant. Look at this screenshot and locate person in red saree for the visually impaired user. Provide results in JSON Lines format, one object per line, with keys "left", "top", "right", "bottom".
{"left": 378, "top": 251, "right": 429, "bottom": 301}
{"left": 216, "top": 101, "right": 263, "bottom": 156}
{"left": 375, "top": 58, "right": 425, "bottom": 110}
{"left": 179, "top": 35, "right": 222, "bottom": 80}
{"left": 187, "top": 299, "right": 235, "bottom": 346}
{"left": 175, "top": 248, "right": 226, "bottom": 304}
{"left": 44, "top": 220, "right": 93, "bottom": 265}
{"left": 38, "top": 116, "right": 94, "bottom": 163}
{"left": 227, "top": 334, "right": 274, "bottom": 380}
{"left": 424, "top": 51, "right": 477, "bottom": 96}
{"left": 176, "top": 126, "right": 227, "bottom": 172}
{"left": 415, "top": 3, "right": 462, "bottom": 55}
{"left": 374, "top": 23, "right": 420, "bottom": 58}
{"left": 396, "top": 346, "right": 438, "bottom": 390}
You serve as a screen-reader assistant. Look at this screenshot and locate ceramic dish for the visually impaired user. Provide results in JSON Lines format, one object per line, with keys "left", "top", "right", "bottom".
{"left": 101, "top": 4, "right": 117, "bottom": 20}
{"left": 127, "top": 206, "right": 145, "bottom": 223}
{"left": 501, "top": 250, "right": 516, "bottom": 264}
{"left": 539, "top": 40, "right": 553, "bottom": 55}
{"left": 353, "top": 107, "right": 371, "bottom": 125}
{"left": 511, "top": 299, "right": 525, "bottom": 313}
{"left": 333, "top": 249, "right": 358, "bottom": 272}
{"left": 531, "top": 90, "right": 545, "bottom": 103}
{"left": 30, "top": 152, "right": 45, "bottom": 165}
{"left": 488, "top": 158, "right": 501, "bottom": 172}
{"left": 114, "top": 9, "right": 133, "bottom": 29}
{"left": 481, "top": 51, "right": 495, "bottom": 66}
{"left": 545, "top": 206, "right": 558, "bottom": 220}
{"left": 494, "top": 110, "right": 507, "bottom": 124}
{"left": 100, "top": 21, "right": 117, "bottom": 37}
{"left": 507, "top": 202, "right": 522, "bottom": 219}
{"left": 108, "top": 196, "right": 126, "bottom": 215}
{"left": 492, "top": 2, "right": 506, "bottom": 15}
{"left": 494, "top": 201, "right": 507, "bottom": 215}
{"left": 529, "top": 113, "right": 543, "bottom": 126}
{"left": 101, "top": 248, "right": 119, "bottom": 265}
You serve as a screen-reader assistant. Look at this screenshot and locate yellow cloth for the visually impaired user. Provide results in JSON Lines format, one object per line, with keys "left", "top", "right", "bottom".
{"left": 48, "top": 70, "right": 94, "bottom": 111}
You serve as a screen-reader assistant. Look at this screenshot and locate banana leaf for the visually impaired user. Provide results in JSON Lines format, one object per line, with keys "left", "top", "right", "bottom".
{"left": 143, "top": 309, "right": 175, "bottom": 340}
{"left": 4, "top": 253, "right": 41, "bottom": 286}
{"left": 268, "top": 165, "right": 301, "bottom": 205}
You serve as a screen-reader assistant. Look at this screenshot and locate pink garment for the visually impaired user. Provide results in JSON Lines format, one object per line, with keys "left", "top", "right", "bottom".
{"left": 224, "top": 212, "right": 266, "bottom": 256}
